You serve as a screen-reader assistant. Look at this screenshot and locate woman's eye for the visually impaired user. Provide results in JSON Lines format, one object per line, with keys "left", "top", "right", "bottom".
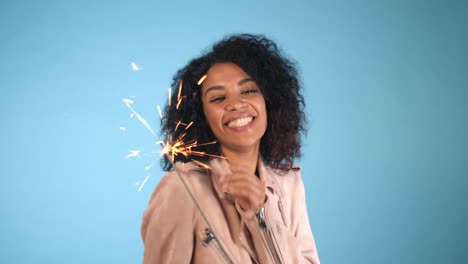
{"left": 242, "top": 89, "right": 258, "bottom": 94}
{"left": 210, "top": 96, "right": 225, "bottom": 103}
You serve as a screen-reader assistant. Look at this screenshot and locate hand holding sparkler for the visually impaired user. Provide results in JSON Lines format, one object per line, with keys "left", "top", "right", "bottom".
{"left": 211, "top": 159, "right": 266, "bottom": 213}
{"left": 221, "top": 164, "right": 266, "bottom": 213}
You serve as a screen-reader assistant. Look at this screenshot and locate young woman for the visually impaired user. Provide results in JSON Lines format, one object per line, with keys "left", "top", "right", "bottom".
{"left": 141, "top": 34, "right": 320, "bottom": 264}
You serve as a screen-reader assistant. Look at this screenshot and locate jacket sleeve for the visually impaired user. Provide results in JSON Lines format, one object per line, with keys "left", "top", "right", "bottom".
{"left": 141, "top": 170, "right": 196, "bottom": 264}
{"left": 287, "top": 171, "right": 320, "bottom": 264}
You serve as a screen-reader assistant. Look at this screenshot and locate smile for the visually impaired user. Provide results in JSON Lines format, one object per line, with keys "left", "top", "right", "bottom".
{"left": 226, "top": 116, "right": 253, "bottom": 128}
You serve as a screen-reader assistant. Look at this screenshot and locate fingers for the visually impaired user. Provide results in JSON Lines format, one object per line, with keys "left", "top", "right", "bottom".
{"left": 220, "top": 170, "right": 265, "bottom": 211}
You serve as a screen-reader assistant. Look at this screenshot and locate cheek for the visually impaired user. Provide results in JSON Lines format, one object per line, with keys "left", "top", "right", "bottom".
{"left": 259, "top": 101, "right": 268, "bottom": 130}
{"left": 202, "top": 104, "right": 219, "bottom": 130}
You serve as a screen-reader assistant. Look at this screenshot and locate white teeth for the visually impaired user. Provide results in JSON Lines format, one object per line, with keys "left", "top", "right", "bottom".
{"left": 227, "top": 117, "right": 253, "bottom": 128}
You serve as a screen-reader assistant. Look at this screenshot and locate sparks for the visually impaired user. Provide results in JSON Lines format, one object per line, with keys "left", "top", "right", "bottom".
{"left": 174, "top": 120, "right": 182, "bottom": 131}
{"left": 176, "top": 98, "right": 183, "bottom": 110}
{"left": 137, "top": 174, "right": 151, "bottom": 192}
{"left": 123, "top": 99, "right": 156, "bottom": 137}
{"left": 124, "top": 150, "right": 142, "bottom": 159}
{"left": 122, "top": 74, "right": 224, "bottom": 193}
{"left": 177, "top": 80, "right": 183, "bottom": 101}
{"left": 123, "top": 98, "right": 134, "bottom": 104}
{"left": 131, "top": 62, "right": 140, "bottom": 71}
{"left": 159, "top": 133, "right": 225, "bottom": 165}
{"left": 192, "top": 159, "right": 211, "bottom": 169}
{"left": 197, "top": 74, "right": 207, "bottom": 85}
{"left": 145, "top": 161, "right": 156, "bottom": 171}
{"left": 168, "top": 87, "right": 172, "bottom": 106}
{"left": 157, "top": 105, "right": 163, "bottom": 119}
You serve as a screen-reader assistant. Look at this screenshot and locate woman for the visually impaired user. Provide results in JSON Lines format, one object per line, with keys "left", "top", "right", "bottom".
{"left": 141, "top": 34, "right": 320, "bottom": 264}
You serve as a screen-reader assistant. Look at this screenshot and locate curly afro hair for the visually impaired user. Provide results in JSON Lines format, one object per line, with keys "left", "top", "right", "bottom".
{"left": 161, "top": 34, "right": 306, "bottom": 172}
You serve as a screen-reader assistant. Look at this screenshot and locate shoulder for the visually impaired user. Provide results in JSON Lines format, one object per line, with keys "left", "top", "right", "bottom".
{"left": 141, "top": 162, "right": 206, "bottom": 240}
{"left": 266, "top": 165, "right": 304, "bottom": 189}
{"left": 264, "top": 165, "right": 308, "bottom": 206}
{"left": 147, "top": 161, "right": 208, "bottom": 205}
{"left": 143, "top": 161, "right": 208, "bottom": 221}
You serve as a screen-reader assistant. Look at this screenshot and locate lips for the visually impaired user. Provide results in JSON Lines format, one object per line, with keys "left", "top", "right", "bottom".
{"left": 226, "top": 116, "right": 254, "bottom": 128}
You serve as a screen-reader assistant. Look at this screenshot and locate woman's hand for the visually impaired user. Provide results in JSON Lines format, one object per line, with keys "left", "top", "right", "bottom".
{"left": 220, "top": 163, "right": 266, "bottom": 212}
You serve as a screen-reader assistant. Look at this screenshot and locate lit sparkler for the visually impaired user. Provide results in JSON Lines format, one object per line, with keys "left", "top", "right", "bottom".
{"left": 123, "top": 72, "right": 228, "bottom": 192}
{"left": 158, "top": 132, "right": 222, "bottom": 164}
{"left": 122, "top": 73, "right": 229, "bottom": 245}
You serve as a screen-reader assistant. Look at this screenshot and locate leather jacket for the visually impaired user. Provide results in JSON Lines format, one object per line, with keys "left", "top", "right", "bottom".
{"left": 141, "top": 158, "right": 320, "bottom": 264}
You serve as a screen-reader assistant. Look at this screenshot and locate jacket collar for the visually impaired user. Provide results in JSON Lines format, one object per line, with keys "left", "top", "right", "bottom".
{"left": 257, "top": 157, "right": 280, "bottom": 195}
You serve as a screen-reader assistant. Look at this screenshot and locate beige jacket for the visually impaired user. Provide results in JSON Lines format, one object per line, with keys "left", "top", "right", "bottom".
{"left": 141, "top": 158, "right": 320, "bottom": 264}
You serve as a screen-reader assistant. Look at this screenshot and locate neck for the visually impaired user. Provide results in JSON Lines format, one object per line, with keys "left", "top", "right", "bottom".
{"left": 220, "top": 145, "right": 259, "bottom": 175}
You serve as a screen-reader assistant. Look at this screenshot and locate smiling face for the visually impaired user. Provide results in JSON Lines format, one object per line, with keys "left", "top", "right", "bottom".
{"left": 201, "top": 63, "right": 267, "bottom": 155}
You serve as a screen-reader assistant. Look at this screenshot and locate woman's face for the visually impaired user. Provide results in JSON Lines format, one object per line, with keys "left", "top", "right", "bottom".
{"left": 201, "top": 63, "right": 267, "bottom": 154}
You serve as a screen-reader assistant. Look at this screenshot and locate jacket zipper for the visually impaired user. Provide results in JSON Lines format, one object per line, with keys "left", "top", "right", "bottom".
{"left": 278, "top": 199, "right": 288, "bottom": 227}
{"left": 257, "top": 207, "right": 283, "bottom": 264}
{"left": 239, "top": 234, "right": 260, "bottom": 264}
{"left": 202, "top": 228, "right": 234, "bottom": 264}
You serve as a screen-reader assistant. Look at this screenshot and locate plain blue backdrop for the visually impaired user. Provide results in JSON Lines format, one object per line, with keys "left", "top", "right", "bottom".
{"left": 1, "top": 0, "right": 467, "bottom": 263}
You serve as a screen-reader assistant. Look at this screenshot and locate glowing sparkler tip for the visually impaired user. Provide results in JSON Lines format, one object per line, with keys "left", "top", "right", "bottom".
{"left": 197, "top": 74, "right": 207, "bottom": 85}
{"left": 131, "top": 62, "right": 140, "bottom": 71}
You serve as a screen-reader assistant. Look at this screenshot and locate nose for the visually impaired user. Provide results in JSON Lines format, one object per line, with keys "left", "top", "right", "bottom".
{"left": 225, "top": 95, "right": 247, "bottom": 112}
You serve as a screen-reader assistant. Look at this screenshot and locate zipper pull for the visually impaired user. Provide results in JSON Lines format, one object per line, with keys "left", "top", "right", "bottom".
{"left": 202, "top": 228, "right": 215, "bottom": 246}
{"left": 256, "top": 207, "right": 268, "bottom": 231}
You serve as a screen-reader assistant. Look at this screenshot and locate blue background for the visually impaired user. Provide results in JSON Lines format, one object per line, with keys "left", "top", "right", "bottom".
{"left": 1, "top": 0, "right": 467, "bottom": 263}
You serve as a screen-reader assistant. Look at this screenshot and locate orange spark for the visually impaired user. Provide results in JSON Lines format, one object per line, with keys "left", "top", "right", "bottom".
{"left": 185, "top": 121, "right": 193, "bottom": 130}
{"left": 159, "top": 133, "right": 225, "bottom": 165}
{"left": 174, "top": 120, "right": 182, "bottom": 131}
{"left": 176, "top": 97, "right": 183, "bottom": 110}
{"left": 192, "top": 159, "right": 211, "bottom": 169}
{"left": 177, "top": 80, "right": 183, "bottom": 101}
{"left": 197, "top": 75, "right": 207, "bottom": 85}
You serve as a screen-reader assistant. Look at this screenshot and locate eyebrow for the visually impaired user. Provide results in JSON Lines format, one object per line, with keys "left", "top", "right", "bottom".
{"left": 204, "top": 78, "right": 255, "bottom": 97}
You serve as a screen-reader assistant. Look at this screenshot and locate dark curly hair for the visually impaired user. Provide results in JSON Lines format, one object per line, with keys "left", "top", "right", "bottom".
{"left": 161, "top": 34, "right": 306, "bottom": 172}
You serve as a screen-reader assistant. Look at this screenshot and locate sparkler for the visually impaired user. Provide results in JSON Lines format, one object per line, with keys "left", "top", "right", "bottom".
{"left": 158, "top": 133, "right": 223, "bottom": 165}
{"left": 122, "top": 72, "right": 226, "bottom": 192}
